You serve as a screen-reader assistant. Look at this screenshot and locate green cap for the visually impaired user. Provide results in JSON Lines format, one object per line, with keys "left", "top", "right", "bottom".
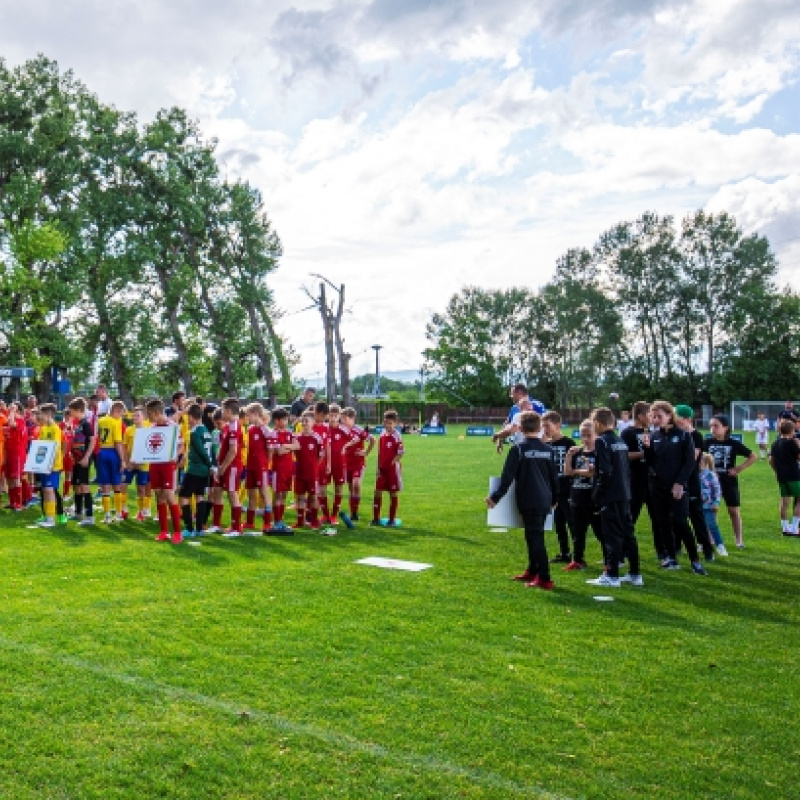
{"left": 675, "top": 404, "right": 693, "bottom": 419}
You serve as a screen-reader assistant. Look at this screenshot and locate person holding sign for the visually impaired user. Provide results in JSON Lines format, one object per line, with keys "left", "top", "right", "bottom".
{"left": 145, "top": 398, "right": 184, "bottom": 543}
{"left": 96, "top": 401, "right": 127, "bottom": 523}
{"left": 124, "top": 407, "right": 152, "bottom": 521}
{"left": 35, "top": 404, "right": 63, "bottom": 528}
{"left": 486, "top": 412, "right": 558, "bottom": 590}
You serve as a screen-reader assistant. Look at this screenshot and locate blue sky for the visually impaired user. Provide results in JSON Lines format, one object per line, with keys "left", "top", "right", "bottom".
{"left": 2, "top": 0, "right": 799, "bottom": 383}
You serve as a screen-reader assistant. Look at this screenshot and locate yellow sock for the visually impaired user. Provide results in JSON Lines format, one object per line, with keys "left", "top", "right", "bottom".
{"left": 114, "top": 492, "right": 124, "bottom": 515}
{"left": 44, "top": 499, "right": 56, "bottom": 518}
{"left": 102, "top": 495, "right": 111, "bottom": 513}
{"left": 190, "top": 495, "right": 197, "bottom": 515}
{"left": 137, "top": 496, "right": 144, "bottom": 511}
{"left": 239, "top": 483, "right": 247, "bottom": 503}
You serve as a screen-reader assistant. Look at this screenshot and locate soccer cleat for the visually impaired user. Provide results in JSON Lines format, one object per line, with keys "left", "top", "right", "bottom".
{"left": 550, "top": 553, "right": 572, "bottom": 564}
{"left": 156, "top": 532, "right": 170, "bottom": 541}
{"left": 716, "top": 544, "right": 729, "bottom": 556}
{"left": 136, "top": 511, "right": 145, "bottom": 522}
{"left": 524, "top": 576, "right": 541, "bottom": 587}
{"left": 205, "top": 525, "right": 223, "bottom": 534}
{"left": 78, "top": 517, "right": 95, "bottom": 526}
{"left": 104, "top": 513, "right": 113, "bottom": 524}
{"left": 222, "top": 528, "right": 242, "bottom": 537}
{"left": 339, "top": 512, "right": 355, "bottom": 529}
{"left": 351, "top": 513, "right": 360, "bottom": 522}
{"left": 563, "top": 560, "right": 587, "bottom": 571}
{"left": 665, "top": 560, "right": 681, "bottom": 570}
{"left": 513, "top": 570, "right": 534, "bottom": 581}
{"left": 321, "top": 515, "right": 332, "bottom": 526}
{"left": 691, "top": 561, "right": 708, "bottom": 576}
{"left": 586, "top": 575, "right": 621, "bottom": 587}
{"left": 619, "top": 573, "right": 644, "bottom": 586}
{"left": 182, "top": 529, "right": 195, "bottom": 539}
{"left": 329, "top": 515, "right": 339, "bottom": 525}
{"left": 538, "top": 580, "right": 555, "bottom": 591}
{"left": 369, "top": 519, "right": 382, "bottom": 527}
{"left": 171, "top": 532, "right": 183, "bottom": 544}
{"left": 385, "top": 520, "right": 399, "bottom": 528}
{"left": 120, "top": 510, "right": 129, "bottom": 521}
{"left": 36, "top": 518, "right": 56, "bottom": 528}
{"left": 57, "top": 514, "right": 69, "bottom": 525}
{"left": 781, "top": 529, "right": 799, "bottom": 537}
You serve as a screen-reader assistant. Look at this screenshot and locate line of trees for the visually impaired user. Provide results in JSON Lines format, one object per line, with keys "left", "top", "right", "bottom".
{"left": 0, "top": 56, "right": 295, "bottom": 405}
{"left": 424, "top": 210, "right": 800, "bottom": 409}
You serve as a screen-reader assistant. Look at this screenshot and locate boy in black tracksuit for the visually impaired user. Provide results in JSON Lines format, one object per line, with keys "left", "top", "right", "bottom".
{"left": 487, "top": 412, "right": 558, "bottom": 590}
{"left": 542, "top": 411, "right": 576, "bottom": 563}
{"left": 642, "top": 401, "right": 707, "bottom": 574}
{"left": 587, "top": 407, "right": 641, "bottom": 587}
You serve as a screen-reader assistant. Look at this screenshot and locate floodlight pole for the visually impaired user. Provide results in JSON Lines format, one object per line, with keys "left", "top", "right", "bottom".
{"left": 372, "top": 345, "right": 382, "bottom": 397}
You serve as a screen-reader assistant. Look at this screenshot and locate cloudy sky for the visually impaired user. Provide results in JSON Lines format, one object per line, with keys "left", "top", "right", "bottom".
{"left": 2, "top": 0, "right": 800, "bottom": 382}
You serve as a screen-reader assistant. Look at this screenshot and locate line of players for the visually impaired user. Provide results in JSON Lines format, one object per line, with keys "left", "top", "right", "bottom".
{"left": 0, "top": 395, "right": 405, "bottom": 543}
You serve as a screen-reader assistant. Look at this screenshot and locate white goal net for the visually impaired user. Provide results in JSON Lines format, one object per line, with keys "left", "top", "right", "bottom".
{"left": 729, "top": 401, "right": 799, "bottom": 432}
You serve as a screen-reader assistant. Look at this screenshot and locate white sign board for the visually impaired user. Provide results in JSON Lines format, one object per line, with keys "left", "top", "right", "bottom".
{"left": 131, "top": 425, "right": 179, "bottom": 464}
{"left": 24, "top": 440, "right": 58, "bottom": 474}
{"left": 355, "top": 557, "right": 433, "bottom": 572}
{"left": 487, "top": 478, "right": 554, "bottom": 530}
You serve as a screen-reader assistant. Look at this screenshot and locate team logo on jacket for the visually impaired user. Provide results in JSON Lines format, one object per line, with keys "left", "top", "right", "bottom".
{"left": 35, "top": 446, "right": 47, "bottom": 465}
{"left": 146, "top": 432, "right": 165, "bottom": 454}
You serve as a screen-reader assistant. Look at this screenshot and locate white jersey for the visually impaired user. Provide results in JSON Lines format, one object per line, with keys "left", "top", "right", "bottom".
{"left": 753, "top": 419, "right": 769, "bottom": 443}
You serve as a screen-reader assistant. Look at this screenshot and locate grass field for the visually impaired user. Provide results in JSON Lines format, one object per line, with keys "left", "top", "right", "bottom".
{"left": 0, "top": 428, "right": 798, "bottom": 799}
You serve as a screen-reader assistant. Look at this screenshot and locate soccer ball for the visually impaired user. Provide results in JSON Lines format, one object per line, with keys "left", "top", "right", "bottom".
{"left": 609, "top": 392, "right": 619, "bottom": 401}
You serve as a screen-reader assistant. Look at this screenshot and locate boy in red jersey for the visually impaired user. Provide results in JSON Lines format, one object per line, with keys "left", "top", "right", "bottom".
{"left": 145, "top": 398, "right": 184, "bottom": 543}
{"left": 371, "top": 410, "right": 404, "bottom": 527}
{"left": 312, "top": 401, "right": 332, "bottom": 523}
{"left": 217, "top": 397, "right": 244, "bottom": 535}
{"left": 3, "top": 403, "right": 28, "bottom": 510}
{"left": 340, "top": 407, "right": 374, "bottom": 521}
{"left": 268, "top": 408, "right": 298, "bottom": 534}
{"left": 327, "top": 404, "right": 350, "bottom": 523}
{"left": 295, "top": 411, "right": 323, "bottom": 529}
{"left": 244, "top": 402, "right": 273, "bottom": 532}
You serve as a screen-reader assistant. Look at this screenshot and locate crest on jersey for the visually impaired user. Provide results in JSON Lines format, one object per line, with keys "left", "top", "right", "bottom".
{"left": 35, "top": 446, "right": 47, "bottom": 465}
{"left": 146, "top": 431, "right": 166, "bottom": 454}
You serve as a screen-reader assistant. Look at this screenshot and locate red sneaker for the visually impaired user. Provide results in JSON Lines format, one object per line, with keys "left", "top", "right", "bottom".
{"left": 330, "top": 515, "right": 339, "bottom": 525}
{"left": 321, "top": 516, "right": 332, "bottom": 526}
{"left": 156, "top": 532, "right": 170, "bottom": 542}
{"left": 538, "top": 580, "right": 555, "bottom": 591}
{"left": 563, "top": 561, "right": 586, "bottom": 571}
{"left": 309, "top": 522, "right": 321, "bottom": 530}
{"left": 135, "top": 511, "right": 145, "bottom": 522}
{"left": 171, "top": 532, "right": 183, "bottom": 544}
{"left": 120, "top": 510, "right": 129, "bottom": 521}
{"left": 525, "top": 576, "right": 541, "bottom": 587}
{"left": 513, "top": 570, "right": 534, "bottom": 582}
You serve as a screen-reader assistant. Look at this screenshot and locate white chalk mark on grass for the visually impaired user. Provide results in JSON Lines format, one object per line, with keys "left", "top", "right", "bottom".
{"left": 0, "top": 634, "right": 575, "bottom": 800}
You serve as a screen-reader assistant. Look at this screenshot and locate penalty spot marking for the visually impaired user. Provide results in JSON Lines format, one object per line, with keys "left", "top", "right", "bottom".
{"left": 0, "top": 634, "right": 570, "bottom": 800}
{"left": 356, "top": 556, "right": 432, "bottom": 572}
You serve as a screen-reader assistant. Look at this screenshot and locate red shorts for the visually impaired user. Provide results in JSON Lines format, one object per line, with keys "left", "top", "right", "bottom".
{"left": 150, "top": 462, "right": 177, "bottom": 490}
{"left": 219, "top": 466, "right": 240, "bottom": 493}
{"left": 273, "top": 469, "right": 293, "bottom": 493}
{"left": 294, "top": 476, "right": 317, "bottom": 496}
{"left": 376, "top": 464, "right": 402, "bottom": 493}
{"left": 246, "top": 468, "right": 270, "bottom": 490}
{"left": 3, "top": 451, "right": 24, "bottom": 480}
{"left": 330, "top": 462, "right": 347, "bottom": 486}
{"left": 347, "top": 461, "right": 365, "bottom": 481}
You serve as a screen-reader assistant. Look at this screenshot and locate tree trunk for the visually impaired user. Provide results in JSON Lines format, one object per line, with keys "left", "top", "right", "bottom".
{"left": 153, "top": 255, "right": 193, "bottom": 394}
{"left": 258, "top": 302, "right": 291, "bottom": 405}
{"left": 245, "top": 301, "right": 276, "bottom": 403}
{"left": 318, "top": 282, "right": 337, "bottom": 400}
{"left": 333, "top": 283, "right": 352, "bottom": 406}
{"left": 198, "top": 280, "right": 236, "bottom": 395}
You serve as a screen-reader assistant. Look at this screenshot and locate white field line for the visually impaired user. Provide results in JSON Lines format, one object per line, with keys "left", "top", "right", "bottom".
{"left": 0, "top": 634, "right": 577, "bottom": 800}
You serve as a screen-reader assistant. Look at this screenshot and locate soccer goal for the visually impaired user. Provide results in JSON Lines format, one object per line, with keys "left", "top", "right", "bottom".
{"left": 729, "top": 401, "right": 799, "bottom": 432}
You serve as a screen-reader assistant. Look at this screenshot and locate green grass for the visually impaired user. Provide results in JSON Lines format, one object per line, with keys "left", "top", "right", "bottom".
{"left": 0, "top": 429, "right": 798, "bottom": 799}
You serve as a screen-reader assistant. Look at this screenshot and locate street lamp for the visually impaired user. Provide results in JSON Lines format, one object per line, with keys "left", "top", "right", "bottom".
{"left": 372, "top": 344, "right": 382, "bottom": 397}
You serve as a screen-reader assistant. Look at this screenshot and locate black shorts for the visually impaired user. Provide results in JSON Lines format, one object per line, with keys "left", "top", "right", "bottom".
{"left": 719, "top": 476, "right": 741, "bottom": 508}
{"left": 72, "top": 464, "right": 90, "bottom": 486}
{"left": 179, "top": 473, "right": 210, "bottom": 499}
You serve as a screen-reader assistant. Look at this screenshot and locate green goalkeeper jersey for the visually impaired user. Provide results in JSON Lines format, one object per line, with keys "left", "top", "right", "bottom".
{"left": 187, "top": 424, "right": 216, "bottom": 477}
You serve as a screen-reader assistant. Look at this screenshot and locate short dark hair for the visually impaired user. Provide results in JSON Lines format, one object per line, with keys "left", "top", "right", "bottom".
{"left": 519, "top": 411, "right": 541, "bottom": 434}
{"left": 314, "top": 401, "right": 329, "bottom": 415}
{"left": 272, "top": 408, "right": 288, "bottom": 421}
{"left": 592, "top": 407, "right": 615, "bottom": 428}
{"left": 172, "top": 391, "right": 185, "bottom": 402}
{"left": 512, "top": 383, "right": 527, "bottom": 394}
{"left": 384, "top": 410, "right": 399, "bottom": 422}
{"left": 222, "top": 397, "right": 239, "bottom": 414}
{"left": 188, "top": 403, "right": 203, "bottom": 420}
{"left": 68, "top": 397, "right": 86, "bottom": 412}
{"left": 145, "top": 398, "right": 164, "bottom": 414}
{"left": 542, "top": 411, "right": 561, "bottom": 425}
{"left": 780, "top": 420, "right": 794, "bottom": 435}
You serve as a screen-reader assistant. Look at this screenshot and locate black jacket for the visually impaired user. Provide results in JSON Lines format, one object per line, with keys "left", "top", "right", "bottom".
{"left": 491, "top": 438, "right": 558, "bottom": 514}
{"left": 592, "top": 430, "right": 631, "bottom": 506}
{"left": 643, "top": 425, "right": 695, "bottom": 487}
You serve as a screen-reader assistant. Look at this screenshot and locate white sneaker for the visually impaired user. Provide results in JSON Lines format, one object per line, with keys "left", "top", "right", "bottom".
{"left": 586, "top": 575, "right": 621, "bottom": 588}
{"left": 619, "top": 573, "right": 644, "bottom": 586}
{"left": 104, "top": 513, "right": 113, "bottom": 524}
{"left": 716, "top": 544, "right": 729, "bottom": 557}
{"left": 205, "top": 525, "right": 222, "bottom": 534}
{"left": 37, "top": 518, "right": 56, "bottom": 528}
{"left": 79, "top": 518, "right": 95, "bottom": 526}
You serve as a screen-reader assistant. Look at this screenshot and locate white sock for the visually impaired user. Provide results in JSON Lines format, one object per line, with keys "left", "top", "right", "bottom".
{"left": 782, "top": 519, "right": 789, "bottom": 532}
{"left": 792, "top": 516, "right": 799, "bottom": 531}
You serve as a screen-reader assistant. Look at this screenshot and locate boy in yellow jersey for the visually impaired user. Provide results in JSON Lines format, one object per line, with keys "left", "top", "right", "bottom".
{"left": 35, "top": 404, "right": 63, "bottom": 528}
{"left": 124, "top": 406, "right": 152, "bottom": 521}
{"left": 96, "top": 400, "right": 127, "bottom": 523}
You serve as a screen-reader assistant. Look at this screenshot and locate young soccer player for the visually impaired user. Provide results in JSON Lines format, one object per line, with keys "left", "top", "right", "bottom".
{"left": 35, "top": 405, "right": 64, "bottom": 527}
{"left": 312, "top": 401, "right": 332, "bottom": 523}
{"left": 754, "top": 412, "right": 770, "bottom": 460}
{"left": 486, "top": 411, "right": 558, "bottom": 590}
{"left": 564, "top": 419, "right": 602, "bottom": 571}
{"left": 217, "top": 397, "right": 244, "bottom": 536}
{"left": 326, "top": 404, "right": 350, "bottom": 523}
{"left": 67, "top": 398, "right": 96, "bottom": 525}
{"left": 3, "top": 403, "right": 28, "bottom": 511}
{"left": 768, "top": 420, "right": 800, "bottom": 535}
{"left": 340, "top": 407, "right": 374, "bottom": 521}
{"left": 238, "top": 408, "right": 250, "bottom": 507}
{"left": 703, "top": 414, "right": 757, "bottom": 548}
{"left": 294, "top": 411, "right": 322, "bottom": 529}
{"left": 268, "top": 407, "right": 298, "bottom": 534}
{"left": 371, "top": 410, "right": 404, "bottom": 527}
{"left": 620, "top": 402, "right": 654, "bottom": 527}
{"left": 145, "top": 398, "right": 184, "bottom": 543}
{"left": 179, "top": 403, "right": 216, "bottom": 537}
{"left": 541, "top": 411, "right": 575, "bottom": 564}
{"left": 700, "top": 453, "right": 728, "bottom": 555}
{"left": 207, "top": 408, "right": 225, "bottom": 533}
{"left": 96, "top": 400, "right": 127, "bottom": 523}
{"left": 124, "top": 407, "right": 152, "bottom": 521}
{"left": 244, "top": 403, "right": 273, "bottom": 533}
{"left": 642, "top": 401, "right": 705, "bottom": 573}
{"left": 586, "top": 407, "right": 642, "bottom": 587}
{"left": 59, "top": 412, "right": 75, "bottom": 509}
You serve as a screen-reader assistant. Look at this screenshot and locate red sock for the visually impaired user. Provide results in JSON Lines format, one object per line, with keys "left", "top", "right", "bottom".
{"left": 389, "top": 495, "right": 399, "bottom": 521}
{"left": 213, "top": 503, "right": 223, "bottom": 526}
{"left": 170, "top": 504, "right": 182, "bottom": 533}
{"left": 319, "top": 495, "right": 330, "bottom": 518}
{"left": 246, "top": 508, "right": 255, "bottom": 527}
{"left": 10, "top": 485, "right": 21, "bottom": 508}
{"left": 263, "top": 509, "right": 273, "bottom": 528}
{"left": 274, "top": 502, "right": 284, "bottom": 522}
{"left": 64, "top": 479, "right": 71, "bottom": 495}
{"left": 231, "top": 506, "right": 242, "bottom": 530}
{"left": 157, "top": 503, "right": 169, "bottom": 532}
{"left": 296, "top": 508, "right": 305, "bottom": 526}
{"left": 372, "top": 494, "right": 381, "bottom": 522}
{"left": 309, "top": 506, "right": 319, "bottom": 525}
{"left": 22, "top": 479, "right": 31, "bottom": 503}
